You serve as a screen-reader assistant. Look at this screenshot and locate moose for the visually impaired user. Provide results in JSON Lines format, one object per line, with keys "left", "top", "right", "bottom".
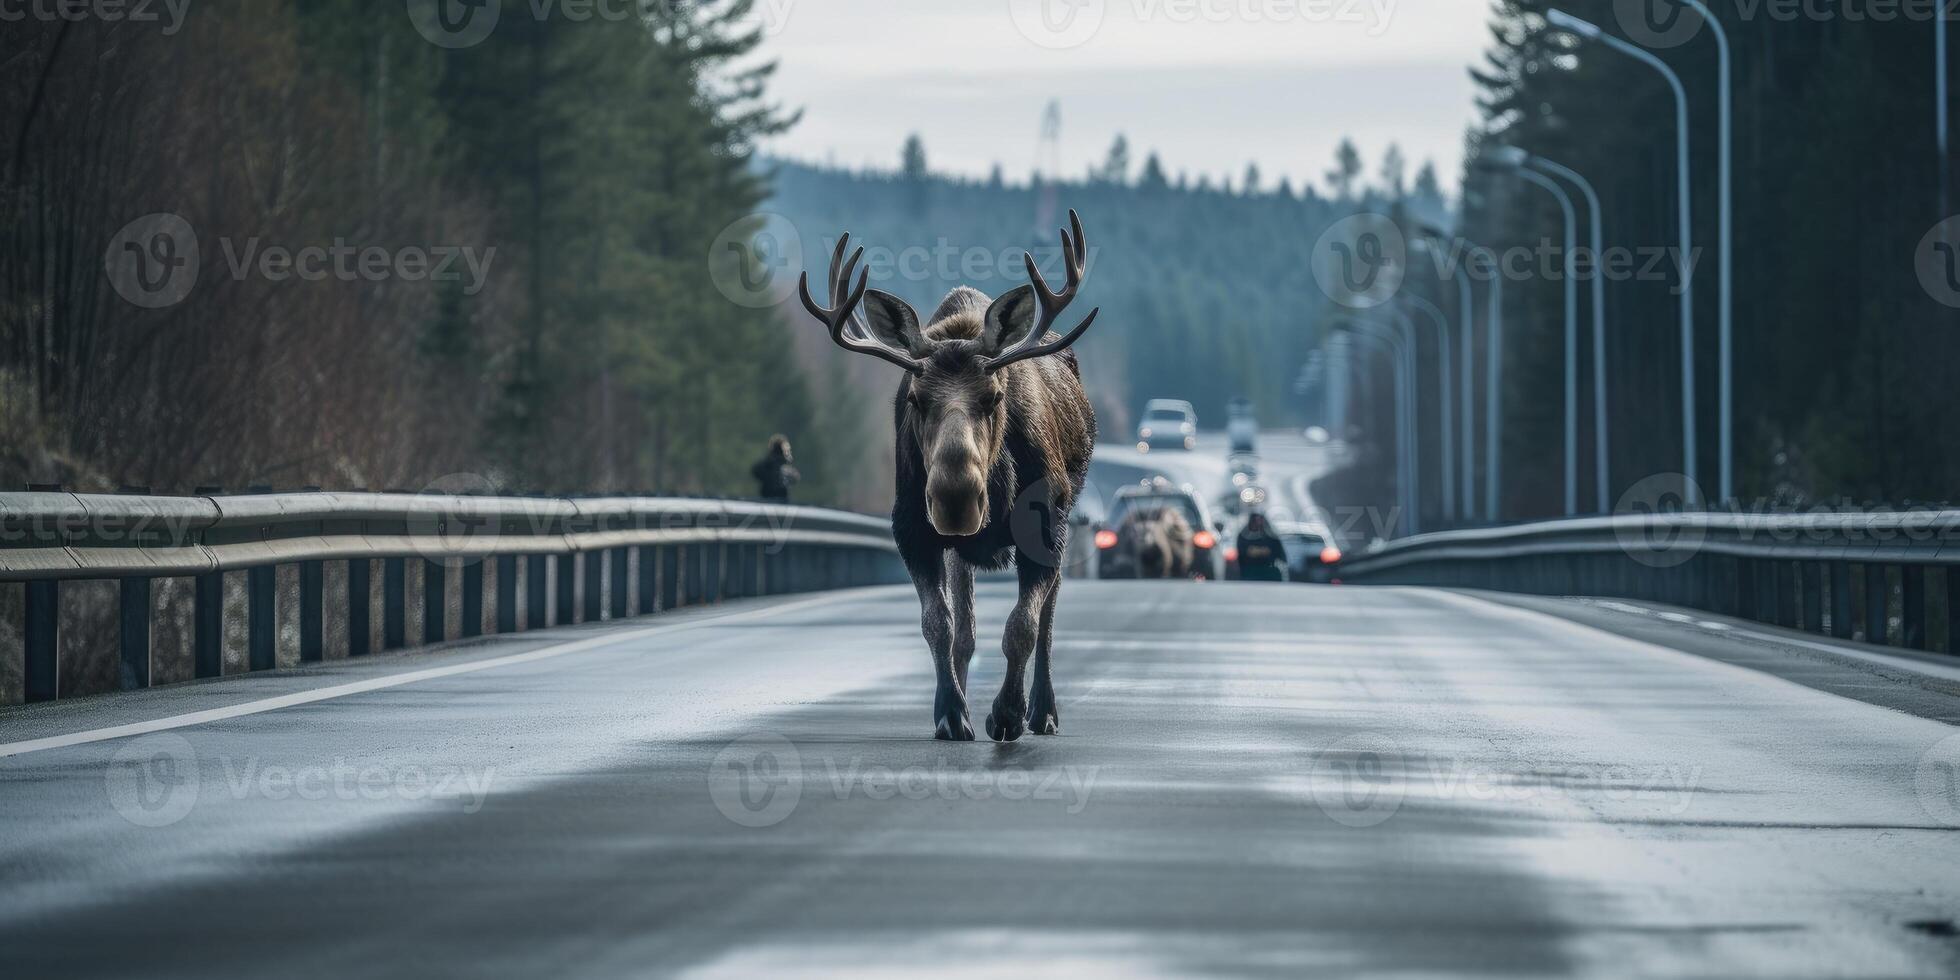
{"left": 1107, "top": 506, "right": 1195, "bottom": 580}
{"left": 798, "top": 211, "right": 1100, "bottom": 741}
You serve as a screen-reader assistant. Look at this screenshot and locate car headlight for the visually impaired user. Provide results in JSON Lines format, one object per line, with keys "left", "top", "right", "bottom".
{"left": 1139, "top": 427, "right": 1151, "bottom": 438}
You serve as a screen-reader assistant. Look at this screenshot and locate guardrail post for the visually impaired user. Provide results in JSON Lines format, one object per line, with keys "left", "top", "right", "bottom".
{"left": 348, "top": 560, "right": 371, "bottom": 656}
{"left": 764, "top": 549, "right": 782, "bottom": 595}
{"left": 1864, "top": 564, "right": 1889, "bottom": 645}
{"left": 25, "top": 579, "right": 58, "bottom": 701}
{"left": 118, "top": 577, "right": 151, "bottom": 690}
{"left": 729, "top": 546, "right": 750, "bottom": 600}
{"left": 1773, "top": 562, "right": 1796, "bottom": 629}
{"left": 195, "top": 570, "right": 223, "bottom": 677}
{"left": 497, "top": 555, "right": 518, "bottom": 634}
{"left": 557, "top": 554, "right": 577, "bottom": 624}
{"left": 384, "top": 557, "right": 407, "bottom": 650}
{"left": 1903, "top": 567, "right": 1927, "bottom": 650}
{"left": 424, "top": 559, "right": 446, "bottom": 644}
{"left": 637, "top": 545, "right": 657, "bottom": 613}
{"left": 687, "top": 546, "right": 705, "bottom": 606}
{"left": 248, "top": 564, "right": 275, "bottom": 671}
{"left": 1948, "top": 569, "right": 1960, "bottom": 655}
{"left": 527, "top": 554, "right": 547, "bottom": 628}
{"left": 611, "top": 547, "right": 629, "bottom": 618}
{"left": 463, "top": 560, "right": 483, "bottom": 638}
{"left": 584, "top": 550, "right": 603, "bottom": 621}
{"left": 1830, "top": 563, "right": 1854, "bottom": 640}
{"left": 1801, "top": 563, "right": 1823, "bottom": 635}
{"left": 663, "top": 546, "right": 682, "bottom": 610}
{"left": 300, "top": 560, "right": 323, "bottom": 662}
{"left": 707, "top": 545, "right": 724, "bottom": 604}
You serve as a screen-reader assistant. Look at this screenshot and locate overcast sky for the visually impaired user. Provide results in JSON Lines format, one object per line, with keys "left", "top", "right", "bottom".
{"left": 749, "top": 0, "right": 1491, "bottom": 195}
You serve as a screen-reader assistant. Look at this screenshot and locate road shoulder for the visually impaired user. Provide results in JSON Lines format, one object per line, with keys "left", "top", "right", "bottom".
{"left": 1462, "top": 590, "right": 1960, "bottom": 726}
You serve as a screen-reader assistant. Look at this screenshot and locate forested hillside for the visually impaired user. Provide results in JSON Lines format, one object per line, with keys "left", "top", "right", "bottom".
{"left": 764, "top": 146, "right": 1447, "bottom": 435}
{"left": 1, "top": 1, "right": 860, "bottom": 501}
{"left": 1463, "top": 1, "right": 1960, "bottom": 512}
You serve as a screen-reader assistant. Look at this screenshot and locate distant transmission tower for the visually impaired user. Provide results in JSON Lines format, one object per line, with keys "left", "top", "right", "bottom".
{"left": 1033, "top": 100, "right": 1062, "bottom": 233}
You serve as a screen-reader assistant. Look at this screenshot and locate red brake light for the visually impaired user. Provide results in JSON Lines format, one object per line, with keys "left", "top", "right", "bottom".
{"left": 1320, "top": 546, "right": 1343, "bottom": 564}
{"left": 1192, "top": 531, "right": 1217, "bottom": 550}
{"left": 1223, "top": 547, "right": 1238, "bottom": 563}
{"left": 1094, "top": 529, "right": 1119, "bottom": 549}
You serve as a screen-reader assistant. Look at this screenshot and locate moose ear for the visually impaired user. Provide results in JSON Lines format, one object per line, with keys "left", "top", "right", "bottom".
{"left": 981, "top": 285, "right": 1040, "bottom": 355}
{"left": 861, "top": 289, "right": 927, "bottom": 356}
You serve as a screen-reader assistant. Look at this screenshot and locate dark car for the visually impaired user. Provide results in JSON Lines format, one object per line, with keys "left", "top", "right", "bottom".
{"left": 1094, "top": 483, "right": 1225, "bottom": 580}
{"left": 1273, "top": 521, "right": 1342, "bottom": 584}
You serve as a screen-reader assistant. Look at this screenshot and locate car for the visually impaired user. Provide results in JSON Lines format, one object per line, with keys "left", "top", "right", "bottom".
{"left": 1228, "top": 452, "right": 1260, "bottom": 488}
{"left": 1226, "top": 396, "right": 1257, "bottom": 454}
{"left": 1136, "top": 398, "right": 1197, "bottom": 452}
{"left": 1272, "top": 521, "right": 1343, "bottom": 584}
{"left": 1093, "top": 481, "right": 1226, "bottom": 580}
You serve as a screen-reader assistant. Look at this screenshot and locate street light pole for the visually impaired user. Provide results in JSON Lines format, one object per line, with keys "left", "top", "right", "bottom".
{"left": 1485, "top": 270, "right": 1504, "bottom": 523}
{"left": 1342, "top": 324, "right": 1415, "bottom": 537}
{"left": 1678, "top": 0, "right": 1733, "bottom": 505}
{"left": 1399, "top": 296, "right": 1455, "bottom": 524}
{"left": 1417, "top": 229, "right": 1479, "bottom": 519}
{"left": 1522, "top": 154, "right": 1611, "bottom": 514}
{"left": 1513, "top": 166, "right": 1580, "bottom": 516}
{"left": 1548, "top": 9, "right": 1700, "bottom": 507}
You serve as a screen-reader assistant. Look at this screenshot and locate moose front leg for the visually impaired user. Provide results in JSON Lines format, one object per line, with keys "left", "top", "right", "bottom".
{"left": 912, "top": 572, "right": 973, "bottom": 741}
{"left": 947, "top": 554, "right": 977, "bottom": 694}
{"left": 985, "top": 565, "right": 1056, "bottom": 742}
{"left": 1026, "top": 586, "right": 1061, "bottom": 735}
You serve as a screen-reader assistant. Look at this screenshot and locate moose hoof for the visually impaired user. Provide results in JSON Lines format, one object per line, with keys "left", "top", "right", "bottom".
{"left": 985, "top": 708, "right": 1027, "bottom": 742}
{"left": 1028, "top": 711, "right": 1060, "bottom": 736}
{"left": 934, "top": 714, "right": 975, "bottom": 741}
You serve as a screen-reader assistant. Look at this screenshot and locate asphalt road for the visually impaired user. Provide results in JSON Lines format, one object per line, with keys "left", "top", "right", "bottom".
{"left": 5, "top": 580, "right": 1960, "bottom": 977}
{"left": 1089, "top": 430, "right": 1349, "bottom": 539}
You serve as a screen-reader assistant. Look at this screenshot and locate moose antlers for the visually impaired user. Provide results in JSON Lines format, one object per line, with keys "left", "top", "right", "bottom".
{"left": 798, "top": 210, "right": 1099, "bottom": 373}
{"left": 985, "top": 209, "right": 1100, "bottom": 373}
{"left": 797, "top": 234, "right": 925, "bottom": 374}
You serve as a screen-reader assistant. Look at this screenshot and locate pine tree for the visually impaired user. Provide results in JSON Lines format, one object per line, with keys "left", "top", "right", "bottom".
{"left": 1326, "top": 138, "right": 1362, "bottom": 201}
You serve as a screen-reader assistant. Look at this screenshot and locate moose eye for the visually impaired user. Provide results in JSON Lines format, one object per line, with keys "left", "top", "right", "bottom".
{"left": 980, "top": 391, "right": 1003, "bottom": 412}
{"left": 906, "top": 390, "right": 924, "bottom": 409}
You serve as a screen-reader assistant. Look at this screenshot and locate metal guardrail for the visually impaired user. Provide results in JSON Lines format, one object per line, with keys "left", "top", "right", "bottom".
{"left": 2, "top": 491, "right": 905, "bottom": 702}
{"left": 1337, "top": 510, "right": 1960, "bottom": 654}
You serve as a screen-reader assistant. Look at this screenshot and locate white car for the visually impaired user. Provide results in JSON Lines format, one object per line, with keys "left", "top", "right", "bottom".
{"left": 1137, "top": 398, "right": 1197, "bottom": 452}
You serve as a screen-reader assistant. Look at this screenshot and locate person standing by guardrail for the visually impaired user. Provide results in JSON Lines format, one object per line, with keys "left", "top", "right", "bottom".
{"left": 751, "top": 434, "right": 800, "bottom": 502}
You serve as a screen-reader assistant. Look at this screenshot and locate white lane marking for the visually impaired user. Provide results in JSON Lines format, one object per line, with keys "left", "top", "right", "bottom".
{"left": 0, "top": 589, "right": 898, "bottom": 759}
